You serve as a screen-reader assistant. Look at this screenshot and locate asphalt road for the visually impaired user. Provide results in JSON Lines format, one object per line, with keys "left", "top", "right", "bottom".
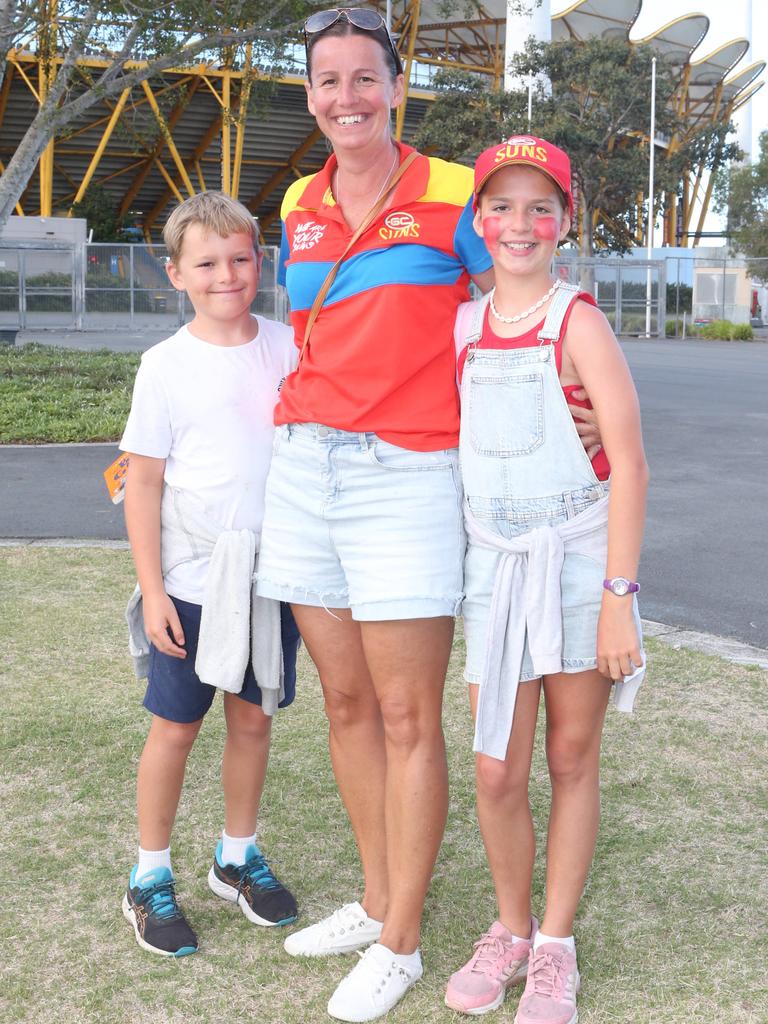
{"left": 1, "top": 339, "right": 766, "bottom": 648}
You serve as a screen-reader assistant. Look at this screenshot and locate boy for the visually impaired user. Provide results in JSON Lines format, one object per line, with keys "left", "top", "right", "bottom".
{"left": 120, "top": 191, "right": 300, "bottom": 957}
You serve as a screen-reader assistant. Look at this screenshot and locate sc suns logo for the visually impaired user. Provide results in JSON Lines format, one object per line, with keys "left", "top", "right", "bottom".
{"left": 378, "top": 211, "right": 420, "bottom": 241}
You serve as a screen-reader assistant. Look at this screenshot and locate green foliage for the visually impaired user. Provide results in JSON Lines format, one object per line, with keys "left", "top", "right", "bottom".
{"left": 718, "top": 131, "right": 768, "bottom": 282}
{"left": 699, "top": 319, "right": 754, "bottom": 341}
{"left": 71, "top": 185, "right": 125, "bottom": 242}
{"left": 666, "top": 282, "right": 692, "bottom": 314}
{"left": 416, "top": 37, "right": 739, "bottom": 256}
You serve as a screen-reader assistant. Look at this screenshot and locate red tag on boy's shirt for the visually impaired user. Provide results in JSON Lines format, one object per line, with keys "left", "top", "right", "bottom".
{"left": 103, "top": 453, "right": 130, "bottom": 504}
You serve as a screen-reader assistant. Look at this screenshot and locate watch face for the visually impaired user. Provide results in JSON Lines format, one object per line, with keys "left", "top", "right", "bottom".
{"left": 612, "top": 578, "right": 630, "bottom": 596}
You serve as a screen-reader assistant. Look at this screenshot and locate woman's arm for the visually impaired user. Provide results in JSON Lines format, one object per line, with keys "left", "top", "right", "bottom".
{"left": 563, "top": 302, "right": 650, "bottom": 681}
{"left": 124, "top": 453, "right": 186, "bottom": 659}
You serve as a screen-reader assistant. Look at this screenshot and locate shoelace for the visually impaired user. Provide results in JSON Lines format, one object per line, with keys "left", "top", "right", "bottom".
{"left": 325, "top": 903, "right": 368, "bottom": 937}
{"left": 467, "top": 933, "right": 511, "bottom": 973}
{"left": 528, "top": 949, "right": 570, "bottom": 1000}
{"left": 239, "top": 851, "right": 281, "bottom": 894}
{"left": 354, "top": 949, "right": 412, "bottom": 991}
{"left": 138, "top": 879, "right": 182, "bottom": 921}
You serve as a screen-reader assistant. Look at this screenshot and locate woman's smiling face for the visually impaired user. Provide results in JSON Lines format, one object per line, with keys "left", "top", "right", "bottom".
{"left": 305, "top": 33, "right": 403, "bottom": 157}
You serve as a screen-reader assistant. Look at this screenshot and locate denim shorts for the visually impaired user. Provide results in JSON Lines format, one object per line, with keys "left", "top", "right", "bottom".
{"left": 463, "top": 489, "right": 607, "bottom": 684}
{"left": 256, "top": 423, "right": 465, "bottom": 620}
{"left": 143, "top": 596, "right": 300, "bottom": 723}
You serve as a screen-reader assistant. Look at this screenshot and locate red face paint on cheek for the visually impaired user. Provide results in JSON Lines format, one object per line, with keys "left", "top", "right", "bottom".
{"left": 533, "top": 217, "right": 558, "bottom": 242}
{"left": 482, "top": 215, "right": 503, "bottom": 252}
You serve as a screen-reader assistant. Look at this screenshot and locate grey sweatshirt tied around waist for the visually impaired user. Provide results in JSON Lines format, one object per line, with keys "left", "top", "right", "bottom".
{"left": 125, "top": 486, "right": 284, "bottom": 715}
{"left": 467, "top": 494, "right": 645, "bottom": 761}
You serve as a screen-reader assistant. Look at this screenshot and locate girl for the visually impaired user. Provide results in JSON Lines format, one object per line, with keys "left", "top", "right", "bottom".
{"left": 445, "top": 137, "right": 648, "bottom": 1024}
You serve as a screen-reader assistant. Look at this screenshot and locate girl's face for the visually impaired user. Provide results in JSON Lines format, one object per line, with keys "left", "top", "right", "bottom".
{"left": 474, "top": 165, "right": 570, "bottom": 277}
{"left": 305, "top": 34, "right": 404, "bottom": 157}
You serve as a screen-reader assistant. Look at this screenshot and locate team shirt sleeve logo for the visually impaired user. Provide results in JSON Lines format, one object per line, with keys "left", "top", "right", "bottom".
{"left": 293, "top": 221, "right": 327, "bottom": 251}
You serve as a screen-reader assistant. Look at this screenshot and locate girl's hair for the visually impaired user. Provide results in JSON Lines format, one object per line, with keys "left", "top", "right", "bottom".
{"left": 163, "top": 192, "right": 259, "bottom": 263}
{"left": 306, "top": 21, "right": 400, "bottom": 84}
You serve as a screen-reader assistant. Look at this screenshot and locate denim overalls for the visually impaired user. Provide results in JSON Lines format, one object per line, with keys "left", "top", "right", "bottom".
{"left": 456, "top": 283, "right": 644, "bottom": 760}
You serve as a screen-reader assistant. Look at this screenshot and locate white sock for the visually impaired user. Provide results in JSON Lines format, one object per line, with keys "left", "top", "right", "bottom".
{"left": 378, "top": 944, "right": 422, "bottom": 970}
{"left": 137, "top": 846, "right": 172, "bottom": 878}
{"left": 534, "top": 931, "right": 576, "bottom": 954}
{"left": 220, "top": 830, "right": 257, "bottom": 866}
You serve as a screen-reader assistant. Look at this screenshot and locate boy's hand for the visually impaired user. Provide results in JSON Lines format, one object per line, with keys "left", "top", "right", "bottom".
{"left": 143, "top": 592, "right": 186, "bottom": 659}
{"left": 597, "top": 596, "right": 643, "bottom": 681}
{"left": 568, "top": 389, "right": 602, "bottom": 459}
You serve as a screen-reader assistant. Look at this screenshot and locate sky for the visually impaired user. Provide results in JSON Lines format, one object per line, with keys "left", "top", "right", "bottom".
{"left": 553, "top": 0, "right": 767, "bottom": 157}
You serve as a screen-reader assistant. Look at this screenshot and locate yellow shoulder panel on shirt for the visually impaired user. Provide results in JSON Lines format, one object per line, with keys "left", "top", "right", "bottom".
{"left": 417, "top": 159, "right": 474, "bottom": 207}
{"left": 281, "top": 173, "right": 319, "bottom": 220}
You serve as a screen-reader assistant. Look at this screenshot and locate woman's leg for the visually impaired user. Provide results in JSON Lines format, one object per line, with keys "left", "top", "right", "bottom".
{"left": 470, "top": 678, "right": 541, "bottom": 938}
{"left": 360, "top": 615, "right": 454, "bottom": 954}
{"left": 292, "top": 604, "right": 389, "bottom": 922}
{"left": 540, "top": 669, "right": 612, "bottom": 937}
{"left": 221, "top": 692, "right": 272, "bottom": 838}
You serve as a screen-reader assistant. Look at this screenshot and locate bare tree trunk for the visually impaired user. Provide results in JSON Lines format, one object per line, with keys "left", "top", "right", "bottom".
{"left": 578, "top": 197, "right": 595, "bottom": 294}
{"left": 0, "top": 106, "right": 57, "bottom": 229}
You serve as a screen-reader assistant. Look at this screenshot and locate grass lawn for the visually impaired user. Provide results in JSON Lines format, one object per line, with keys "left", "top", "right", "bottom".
{"left": 1, "top": 547, "right": 766, "bottom": 1024}
{"left": 0, "top": 344, "right": 139, "bottom": 443}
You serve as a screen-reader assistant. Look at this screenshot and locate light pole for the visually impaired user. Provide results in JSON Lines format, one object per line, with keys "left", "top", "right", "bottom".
{"left": 645, "top": 56, "right": 657, "bottom": 338}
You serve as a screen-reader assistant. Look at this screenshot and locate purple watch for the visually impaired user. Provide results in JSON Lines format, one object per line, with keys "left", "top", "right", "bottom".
{"left": 603, "top": 577, "right": 640, "bottom": 596}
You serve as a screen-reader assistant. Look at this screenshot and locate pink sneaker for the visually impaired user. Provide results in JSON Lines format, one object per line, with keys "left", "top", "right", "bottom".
{"left": 514, "top": 942, "right": 580, "bottom": 1024}
{"left": 445, "top": 918, "right": 538, "bottom": 1015}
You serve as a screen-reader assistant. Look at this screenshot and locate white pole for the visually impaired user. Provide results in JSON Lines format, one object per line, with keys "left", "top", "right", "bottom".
{"left": 645, "top": 56, "right": 657, "bottom": 338}
{"left": 527, "top": 75, "right": 533, "bottom": 127}
{"left": 386, "top": 0, "right": 392, "bottom": 32}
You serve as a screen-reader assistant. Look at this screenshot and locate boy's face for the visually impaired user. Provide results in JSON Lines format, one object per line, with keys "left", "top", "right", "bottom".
{"left": 474, "top": 164, "right": 570, "bottom": 277}
{"left": 166, "top": 225, "right": 261, "bottom": 325}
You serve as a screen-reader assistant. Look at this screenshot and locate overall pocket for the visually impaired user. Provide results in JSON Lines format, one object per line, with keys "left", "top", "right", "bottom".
{"left": 468, "top": 372, "right": 544, "bottom": 457}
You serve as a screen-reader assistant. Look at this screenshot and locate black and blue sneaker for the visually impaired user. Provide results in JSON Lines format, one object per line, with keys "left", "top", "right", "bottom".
{"left": 122, "top": 865, "right": 199, "bottom": 957}
{"left": 207, "top": 841, "right": 298, "bottom": 926}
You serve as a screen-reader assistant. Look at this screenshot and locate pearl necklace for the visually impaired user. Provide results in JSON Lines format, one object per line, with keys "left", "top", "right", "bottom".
{"left": 335, "top": 148, "right": 399, "bottom": 209}
{"left": 489, "top": 280, "right": 560, "bottom": 324}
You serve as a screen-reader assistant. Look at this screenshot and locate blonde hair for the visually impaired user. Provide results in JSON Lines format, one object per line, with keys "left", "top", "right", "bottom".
{"left": 163, "top": 192, "right": 259, "bottom": 263}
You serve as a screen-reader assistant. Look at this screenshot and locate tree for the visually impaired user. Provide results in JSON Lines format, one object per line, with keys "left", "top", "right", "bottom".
{"left": 0, "top": 0, "right": 311, "bottom": 231}
{"left": 415, "top": 37, "right": 736, "bottom": 257}
{"left": 717, "top": 130, "right": 768, "bottom": 283}
{"left": 71, "top": 184, "right": 125, "bottom": 240}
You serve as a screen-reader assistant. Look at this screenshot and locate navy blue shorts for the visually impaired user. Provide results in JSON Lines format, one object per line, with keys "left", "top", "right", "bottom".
{"left": 143, "top": 596, "right": 300, "bottom": 724}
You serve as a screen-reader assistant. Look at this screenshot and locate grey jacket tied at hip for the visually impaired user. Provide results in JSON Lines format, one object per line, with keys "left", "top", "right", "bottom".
{"left": 467, "top": 494, "right": 645, "bottom": 761}
{"left": 125, "top": 486, "right": 284, "bottom": 715}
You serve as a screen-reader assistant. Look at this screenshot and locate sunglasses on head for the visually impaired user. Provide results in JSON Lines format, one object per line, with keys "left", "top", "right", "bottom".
{"left": 303, "top": 8, "right": 403, "bottom": 75}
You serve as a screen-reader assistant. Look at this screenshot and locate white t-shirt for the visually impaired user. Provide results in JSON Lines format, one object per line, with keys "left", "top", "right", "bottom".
{"left": 120, "top": 315, "right": 297, "bottom": 603}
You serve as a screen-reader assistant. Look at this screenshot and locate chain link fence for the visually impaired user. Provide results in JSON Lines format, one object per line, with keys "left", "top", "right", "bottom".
{"left": 0, "top": 242, "right": 286, "bottom": 332}
{"left": 1, "top": 242, "right": 765, "bottom": 339}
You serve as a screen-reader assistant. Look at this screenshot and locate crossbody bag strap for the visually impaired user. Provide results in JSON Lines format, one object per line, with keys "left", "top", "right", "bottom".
{"left": 298, "top": 150, "right": 419, "bottom": 365}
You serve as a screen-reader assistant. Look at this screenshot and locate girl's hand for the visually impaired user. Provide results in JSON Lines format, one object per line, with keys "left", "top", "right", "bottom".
{"left": 142, "top": 591, "right": 186, "bottom": 659}
{"left": 567, "top": 390, "right": 602, "bottom": 459}
{"left": 597, "top": 596, "right": 643, "bottom": 680}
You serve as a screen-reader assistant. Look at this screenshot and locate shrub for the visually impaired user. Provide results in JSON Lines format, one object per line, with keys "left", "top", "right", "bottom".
{"left": 665, "top": 318, "right": 683, "bottom": 337}
{"left": 731, "top": 323, "right": 754, "bottom": 341}
{"left": 701, "top": 320, "right": 733, "bottom": 340}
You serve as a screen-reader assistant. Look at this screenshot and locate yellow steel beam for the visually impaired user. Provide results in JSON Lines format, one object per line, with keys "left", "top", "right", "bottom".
{"left": 58, "top": 160, "right": 147, "bottom": 204}
{"left": 246, "top": 126, "right": 323, "bottom": 213}
{"left": 221, "top": 70, "right": 232, "bottom": 194}
{"left": 7, "top": 57, "right": 40, "bottom": 100}
{"left": 118, "top": 78, "right": 202, "bottom": 216}
{"left": 194, "top": 159, "right": 207, "bottom": 191}
{"left": 141, "top": 79, "right": 195, "bottom": 196}
{"left": 144, "top": 114, "right": 223, "bottom": 234}
{"left": 232, "top": 44, "right": 255, "bottom": 198}
{"left": 395, "top": 0, "right": 420, "bottom": 141}
{"left": 60, "top": 75, "right": 196, "bottom": 144}
{"left": 68, "top": 88, "right": 131, "bottom": 213}
{"left": 0, "top": 159, "right": 25, "bottom": 214}
{"left": 37, "top": 0, "right": 57, "bottom": 217}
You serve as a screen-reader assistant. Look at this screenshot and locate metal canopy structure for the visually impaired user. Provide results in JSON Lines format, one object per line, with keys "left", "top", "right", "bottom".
{"left": 0, "top": 0, "right": 764, "bottom": 245}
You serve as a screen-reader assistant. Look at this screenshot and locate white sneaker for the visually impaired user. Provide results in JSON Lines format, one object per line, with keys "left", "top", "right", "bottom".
{"left": 327, "top": 943, "right": 423, "bottom": 1022}
{"left": 283, "top": 901, "right": 383, "bottom": 957}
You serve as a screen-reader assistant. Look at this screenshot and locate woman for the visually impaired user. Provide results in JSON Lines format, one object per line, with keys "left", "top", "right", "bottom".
{"left": 256, "top": 10, "right": 599, "bottom": 1021}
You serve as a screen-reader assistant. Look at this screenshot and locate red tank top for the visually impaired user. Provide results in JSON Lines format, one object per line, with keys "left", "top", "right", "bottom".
{"left": 457, "top": 292, "right": 610, "bottom": 481}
